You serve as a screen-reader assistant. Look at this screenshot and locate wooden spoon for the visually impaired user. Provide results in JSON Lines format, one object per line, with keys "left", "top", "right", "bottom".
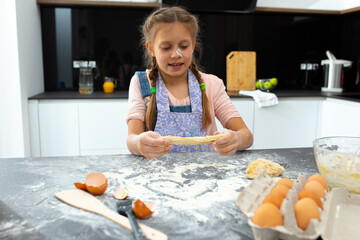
{"left": 54, "top": 189, "right": 167, "bottom": 240}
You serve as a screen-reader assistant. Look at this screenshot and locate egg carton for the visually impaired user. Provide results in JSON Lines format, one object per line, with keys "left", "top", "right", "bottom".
{"left": 236, "top": 171, "right": 360, "bottom": 240}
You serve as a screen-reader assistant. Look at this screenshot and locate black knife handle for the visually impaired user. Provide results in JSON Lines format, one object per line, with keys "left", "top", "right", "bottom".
{"left": 126, "top": 210, "right": 147, "bottom": 240}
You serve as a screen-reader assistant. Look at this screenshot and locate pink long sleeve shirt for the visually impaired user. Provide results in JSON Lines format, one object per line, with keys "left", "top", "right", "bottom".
{"left": 126, "top": 70, "right": 241, "bottom": 135}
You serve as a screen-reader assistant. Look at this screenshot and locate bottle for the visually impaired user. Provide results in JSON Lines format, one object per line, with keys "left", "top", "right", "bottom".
{"left": 103, "top": 77, "right": 116, "bottom": 93}
{"left": 79, "top": 67, "right": 94, "bottom": 94}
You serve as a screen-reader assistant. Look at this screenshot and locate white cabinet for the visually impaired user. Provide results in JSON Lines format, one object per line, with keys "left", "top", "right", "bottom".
{"left": 29, "top": 99, "right": 129, "bottom": 157}
{"left": 37, "top": 100, "right": 80, "bottom": 157}
{"left": 256, "top": 0, "right": 359, "bottom": 11}
{"left": 252, "top": 98, "right": 321, "bottom": 149}
{"left": 215, "top": 98, "right": 254, "bottom": 134}
{"left": 317, "top": 98, "right": 360, "bottom": 138}
{"left": 78, "top": 100, "right": 129, "bottom": 155}
{"left": 29, "top": 96, "right": 359, "bottom": 157}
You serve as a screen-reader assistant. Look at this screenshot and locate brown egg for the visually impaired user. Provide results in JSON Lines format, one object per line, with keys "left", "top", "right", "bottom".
{"left": 294, "top": 198, "right": 320, "bottom": 230}
{"left": 303, "top": 180, "right": 325, "bottom": 199}
{"left": 275, "top": 178, "right": 294, "bottom": 189}
{"left": 306, "top": 174, "right": 329, "bottom": 191}
{"left": 270, "top": 184, "right": 290, "bottom": 198}
{"left": 262, "top": 192, "right": 284, "bottom": 209}
{"left": 252, "top": 203, "right": 283, "bottom": 227}
{"left": 298, "top": 190, "right": 323, "bottom": 209}
{"left": 133, "top": 199, "right": 153, "bottom": 219}
{"left": 85, "top": 172, "right": 108, "bottom": 195}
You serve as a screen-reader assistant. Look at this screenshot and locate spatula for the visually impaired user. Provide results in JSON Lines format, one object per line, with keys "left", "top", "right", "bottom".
{"left": 117, "top": 199, "right": 147, "bottom": 240}
{"left": 54, "top": 189, "right": 167, "bottom": 240}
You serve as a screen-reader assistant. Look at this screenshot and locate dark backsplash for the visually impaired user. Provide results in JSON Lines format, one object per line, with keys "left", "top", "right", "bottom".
{"left": 40, "top": 6, "right": 360, "bottom": 92}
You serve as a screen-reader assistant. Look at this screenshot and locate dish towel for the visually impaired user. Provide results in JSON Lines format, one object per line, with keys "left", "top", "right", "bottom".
{"left": 239, "top": 90, "right": 279, "bottom": 108}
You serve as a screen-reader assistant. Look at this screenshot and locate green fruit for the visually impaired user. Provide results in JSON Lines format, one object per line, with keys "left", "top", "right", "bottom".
{"left": 264, "top": 81, "right": 272, "bottom": 90}
{"left": 270, "top": 78, "right": 278, "bottom": 86}
{"left": 259, "top": 81, "right": 265, "bottom": 88}
{"left": 255, "top": 81, "right": 260, "bottom": 89}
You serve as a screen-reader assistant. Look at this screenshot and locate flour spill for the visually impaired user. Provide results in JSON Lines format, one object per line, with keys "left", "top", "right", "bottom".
{"left": 104, "top": 162, "right": 248, "bottom": 210}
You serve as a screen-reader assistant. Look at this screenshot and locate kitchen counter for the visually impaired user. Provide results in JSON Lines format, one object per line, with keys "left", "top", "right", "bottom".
{"left": 29, "top": 90, "right": 360, "bottom": 102}
{"left": 0, "top": 148, "right": 319, "bottom": 240}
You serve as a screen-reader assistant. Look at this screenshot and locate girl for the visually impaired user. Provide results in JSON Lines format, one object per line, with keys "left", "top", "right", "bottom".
{"left": 126, "top": 6, "right": 253, "bottom": 159}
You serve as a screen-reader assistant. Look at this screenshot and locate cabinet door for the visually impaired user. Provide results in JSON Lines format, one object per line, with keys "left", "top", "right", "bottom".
{"left": 215, "top": 98, "right": 254, "bottom": 134}
{"left": 256, "top": 0, "right": 345, "bottom": 11}
{"left": 38, "top": 101, "right": 80, "bottom": 156}
{"left": 78, "top": 100, "right": 129, "bottom": 155}
{"left": 253, "top": 98, "right": 320, "bottom": 149}
{"left": 318, "top": 98, "right": 360, "bottom": 137}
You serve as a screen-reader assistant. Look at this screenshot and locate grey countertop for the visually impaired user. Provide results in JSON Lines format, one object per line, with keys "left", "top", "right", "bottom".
{"left": 0, "top": 148, "right": 319, "bottom": 240}
{"left": 28, "top": 90, "right": 360, "bottom": 102}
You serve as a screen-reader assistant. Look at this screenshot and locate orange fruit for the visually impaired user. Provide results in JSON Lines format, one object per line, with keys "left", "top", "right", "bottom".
{"left": 270, "top": 184, "right": 290, "bottom": 198}
{"left": 298, "top": 190, "right": 323, "bottom": 209}
{"left": 253, "top": 203, "right": 283, "bottom": 227}
{"left": 133, "top": 199, "right": 153, "bottom": 219}
{"left": 275, "top": 178, "right": 294, "bottom": 189}
{"left": 303, "top": 180, "right": 325, "bottom": 199}
{"left": 85, "top": 172, "right": 108, "bottom": 195}
{"left": 262, "top": 192, "right": 284, "bottom": 209}
{"left": 306, "top": 174, "right": 329, "bottom": 191}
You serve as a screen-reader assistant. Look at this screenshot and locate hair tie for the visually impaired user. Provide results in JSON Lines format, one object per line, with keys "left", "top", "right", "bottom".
{"left": 200, "top": 83, "right": 206, "bottom": 91}
{"left": 151, "top": 87, "right": 156, "bottom": 94}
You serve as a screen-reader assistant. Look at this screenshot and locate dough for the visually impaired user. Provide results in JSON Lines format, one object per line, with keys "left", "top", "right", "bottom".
{"left": 161, "top": 134, "right": 224, "bottom": 145}
{"left": 246, "top": 158, "right": 285, "bottom": 179}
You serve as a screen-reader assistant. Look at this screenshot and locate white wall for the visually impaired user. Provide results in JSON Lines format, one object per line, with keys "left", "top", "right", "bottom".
{"left": 0, "top": 0, "right": 43, "bottom": 158}
{"left": 256, "top": 0, "right": 360, "bottom": 11}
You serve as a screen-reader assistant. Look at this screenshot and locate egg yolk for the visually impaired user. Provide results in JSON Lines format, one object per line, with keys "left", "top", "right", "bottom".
{"left": 253, "top": 203, "right": 283, "bottom": 227}
{"left": 275, "top": 178, "right": 294, "bottom": 189}
{"left": 306, "top": 174, "right": 329, "bottom": 191}
{"left": 294, "top": 198, "right": 320, "bottom": 230}
{"left": 303, "top": 180, "right": 325, "bottom": 199}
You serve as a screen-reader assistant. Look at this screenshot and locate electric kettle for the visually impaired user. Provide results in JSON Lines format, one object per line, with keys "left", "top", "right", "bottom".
{"left": 321, "top": 51, "right": 352, "bottom": 93}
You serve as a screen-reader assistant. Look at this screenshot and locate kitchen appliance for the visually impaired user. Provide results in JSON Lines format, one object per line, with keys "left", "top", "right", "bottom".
{"left": 321, "top": 51, "right": 352, "bottom": 93}
{"left": 226, "top": 51, "right": 256, "bottom": 91}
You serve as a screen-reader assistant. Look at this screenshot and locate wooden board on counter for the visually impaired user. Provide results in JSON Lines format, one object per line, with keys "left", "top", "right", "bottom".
{"left": 226, "top": 51, "right": 256, "bottom": 91}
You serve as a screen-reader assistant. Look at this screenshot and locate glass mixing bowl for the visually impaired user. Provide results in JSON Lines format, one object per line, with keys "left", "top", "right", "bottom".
{"left": 313, "top": 136, "right": 360, "bottom": 193}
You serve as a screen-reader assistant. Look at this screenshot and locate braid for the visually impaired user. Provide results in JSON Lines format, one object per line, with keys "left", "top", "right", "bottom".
{"left": 145, "top": 57, "right": 158, "bottom": 131}
{"left": 190, "top": 61, "right": 212, "bottom": 129}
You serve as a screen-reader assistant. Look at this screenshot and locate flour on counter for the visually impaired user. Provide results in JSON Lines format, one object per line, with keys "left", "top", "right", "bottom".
{"left": 104, "top": 161, "right": 248, "bottom": 210}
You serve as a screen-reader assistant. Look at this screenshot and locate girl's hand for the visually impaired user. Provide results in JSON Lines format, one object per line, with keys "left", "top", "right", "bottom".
{"left": 212, "top": 130, "right": 240, "bottom": 156}
{"left": 136, "top": 131, "right": 173, "bottom": 159}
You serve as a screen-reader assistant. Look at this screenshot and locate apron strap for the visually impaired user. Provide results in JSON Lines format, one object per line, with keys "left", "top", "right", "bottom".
{"left": 135, "top": 71, "right": 151, "bottom": 98}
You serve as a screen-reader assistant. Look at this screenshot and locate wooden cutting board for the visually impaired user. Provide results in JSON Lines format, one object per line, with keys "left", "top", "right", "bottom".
{"left": 226, "top": 51, "right": 256, "bottom": 91}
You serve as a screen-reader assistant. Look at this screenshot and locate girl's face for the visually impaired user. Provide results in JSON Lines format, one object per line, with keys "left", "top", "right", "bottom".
{"left": 146, "top": 22, "right": 195, "bottom": 81}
